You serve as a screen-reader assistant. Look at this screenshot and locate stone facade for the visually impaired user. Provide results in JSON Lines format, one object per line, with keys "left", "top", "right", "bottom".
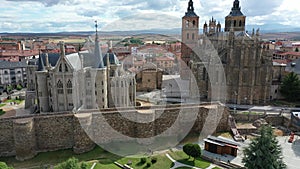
{"left": 136, "top": 63, "right": 163, "bottom": 92}
{"left": 181, "top": 0, "right": 272, "bottom": 105}
{"left": 25, "top": 31, "right": 136, "bottom": 113}
{"left": 0, "top": 103, "right": 229, "bottom": 160}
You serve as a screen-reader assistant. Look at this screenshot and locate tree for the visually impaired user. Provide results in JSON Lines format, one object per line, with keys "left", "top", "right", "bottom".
{"left": 183, "top": 143, "right": 201, "bottom": 161}
{"left": 295, "top": 47, "right": 299, "bottom": 52}
{"left": 0, "top": 162, "right": 13, "bottom": 169}
{"left": 55, "top": 157, "right": 87, "bottom": 169}
{"left": 280, "top": 72, "right": 300, "bottom": 101}
{"left": 242, "top": 125, "right": 286, "bottom": 169}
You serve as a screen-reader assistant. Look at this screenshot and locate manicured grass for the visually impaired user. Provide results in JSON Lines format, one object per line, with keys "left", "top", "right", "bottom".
{"left": 169, "top": 150, "right": 210, "bottom": 169}
{"left": 0, "top": 146, "right": 121, "bottom": 169}
{"left": 91, "top": 154, "right": 174, "bottom": 169}
{"left": 240, "top": 111, "right": 263, "bottom": 115}
{"left": 212, "top": 167, "right": 222, "bottom": 169}
{"left": 0, "top": 103, "right": 6, "bottom": 107}
{"left": 176, "top": 167, "right": 192, "bottom": 169}
{"left": 4, "top": 99, "right": 23, "bottom": 104}
{"left": 0, "top": 146, "right": 174, "bottom": 169}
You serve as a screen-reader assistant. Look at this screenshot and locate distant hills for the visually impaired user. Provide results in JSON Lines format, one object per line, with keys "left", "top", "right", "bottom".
{"left": 0, "top": 24, "right": 299, "bottom": 38}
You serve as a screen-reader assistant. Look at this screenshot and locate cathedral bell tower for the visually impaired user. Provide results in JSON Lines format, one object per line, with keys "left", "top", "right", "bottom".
{"left": 225, "top": 0, "right": 246, "bottom": 32}
{"left": 180, "top": 0, "right": 199, "bottom": 80}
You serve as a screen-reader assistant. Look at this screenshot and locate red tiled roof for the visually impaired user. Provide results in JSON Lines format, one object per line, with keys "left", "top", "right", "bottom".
{"left": 273, "top": 59, "right": 289, "bottom": 64}
{"left": 155, "top": 56, "right": 175, "bottom": 61}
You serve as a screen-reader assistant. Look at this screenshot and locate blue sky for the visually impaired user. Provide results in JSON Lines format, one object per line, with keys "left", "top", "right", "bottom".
{"left": 0, "top": 0, "right": 299, "bottom": 33}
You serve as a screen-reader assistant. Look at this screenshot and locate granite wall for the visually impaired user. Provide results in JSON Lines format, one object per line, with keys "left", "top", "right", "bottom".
{"left": 0, "top": 104, "right": 229, "bottom": 160}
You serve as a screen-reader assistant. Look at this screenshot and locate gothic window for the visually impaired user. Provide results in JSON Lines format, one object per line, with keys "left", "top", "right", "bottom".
{"left": 59, "top": 64, "right": 62, "bottom": 72}
{"left": 187, "top": 33, "right": 190, "bottom": 40}
{"left": 67, "top": 79, "right": 72, "bottom": 94}
{"left": 65, "top": 64, "right": 68, "bottom": 72}
{"left": 57, "top": 80, "right": 64, "bottom": 94}
{"left": 202, "top": 68, "right": 206, "bottom": 80}
{"left": 239, "top": 20, "right": 242, "bottom": 27}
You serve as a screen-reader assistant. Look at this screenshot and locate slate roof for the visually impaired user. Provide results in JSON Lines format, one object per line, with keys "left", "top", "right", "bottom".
{"left": 103, "top": 51, "right": 120, "bottom": 66}
{"left": 0, "top": 60, "right": 27, "bottom": 69}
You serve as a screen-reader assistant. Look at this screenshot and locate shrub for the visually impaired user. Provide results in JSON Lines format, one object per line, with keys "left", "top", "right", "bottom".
{"left": 140, "top": 157, "right": 147, "bottom": 164}
{"left": 0, "top": 162, "right": 13, "bottom": 169}
{"left": 146, "top": 162, "right": 151, "bottom": 167}
{"left": 151, "top": 157, "right": 157, "bottom": 164}
{"left": 16, "top": 84, "right": 22, "bottom": 91}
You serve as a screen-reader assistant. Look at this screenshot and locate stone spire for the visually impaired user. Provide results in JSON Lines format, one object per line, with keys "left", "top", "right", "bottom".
{"left": 94, "top": 20, "right": 104, "bottom": 68}
{"left": 59, "top": 41, "right": 65, "bottom": 58}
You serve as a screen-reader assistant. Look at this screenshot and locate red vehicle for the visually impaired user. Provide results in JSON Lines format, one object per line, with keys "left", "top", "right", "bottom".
{"left": 288, "top": 132, "right": 295, "bottom": 143}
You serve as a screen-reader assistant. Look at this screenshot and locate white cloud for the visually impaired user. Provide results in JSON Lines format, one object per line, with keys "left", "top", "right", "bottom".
{"left": 0, "top": 0, "right": 300, "bottom": 32}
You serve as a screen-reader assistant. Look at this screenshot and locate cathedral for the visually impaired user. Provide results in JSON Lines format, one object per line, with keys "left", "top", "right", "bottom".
{"left": 181, "top": 0, "right": 272, "bottom": 105}
{"left": 26, "top": 26, "right": 136, "bottom": 113}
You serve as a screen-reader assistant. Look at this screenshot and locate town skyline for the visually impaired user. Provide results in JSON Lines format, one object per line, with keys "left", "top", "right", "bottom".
{"left": 1, "top": 0, "right": 299, "bottom": 33}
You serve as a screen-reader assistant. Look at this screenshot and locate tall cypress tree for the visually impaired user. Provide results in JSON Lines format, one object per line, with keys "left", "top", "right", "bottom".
{"left": 242, "top": 125, "right": 286, "bottom": 169}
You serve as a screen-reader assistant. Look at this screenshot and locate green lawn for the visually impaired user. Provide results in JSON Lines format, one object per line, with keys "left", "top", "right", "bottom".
{"left": 168, "top": 150, "right": 210, "bottom": 169}
{"left": 212, "top": 167, "right": 222, "bottom": 169}
{"left": 0, "top": 146, "right": 174, "bottom": 169}
{"left": 89, "top": 154, "right": 174, "bottom": 169}
{"left": 0, "top": 146, "right": 121, "bottom": 169}
{"left": 0, "top": 103, "right": 6, "bottom": 107}
{"left": 175, "top": 167, "right": 192, "bottom": 169}
{"left": 4, "top": 99, "right": 23, "bottom": 104}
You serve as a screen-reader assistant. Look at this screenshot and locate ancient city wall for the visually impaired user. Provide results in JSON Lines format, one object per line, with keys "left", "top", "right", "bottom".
{"left": 0, "top": 104, "right": 229, "bottom": 160}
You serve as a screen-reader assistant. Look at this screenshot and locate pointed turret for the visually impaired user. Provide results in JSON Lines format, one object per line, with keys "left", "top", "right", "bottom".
{"left": 94, "top": 21, "right": 104, "bottom": 68}
{"left": 59, "top": 41, "right": 65, "bottom": 58}
{"left": 37, "top": 50, "right": 45, "bottom": 71}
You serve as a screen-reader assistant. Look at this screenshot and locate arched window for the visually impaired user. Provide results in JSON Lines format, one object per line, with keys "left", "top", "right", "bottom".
{"left": 192, "top": 20, "right": 196, "bottom": 27}
{"left": 234, "top": 20, "right": 237, "bottom": 27}
{"left": 57, "top": 80, "right": 63, "bottom": 94}
{"left": 187, "top": 33, "right": 190, "bottom": 40}
{"left": 67, "top": 79, "right": 72, "bottom": 94}
{"left": 67, "top": 79, "right": 72, "bottom": 88}
{"left": 65, "top": 64, "right": 68, "bottom": 72}
{"left": 57, "top": 80, "right": 63, "bottom": 88}
{"left": 192, "top": 33, "right": 195, "bottom": 40}
{"left": 59, "top": 64, "right": 62, "bottom": 72}
{"left": 239, "top": 20, "right": 242, "bottom": 27}
{"left": 186, "top": 21, "right": 189, "bottom": 28}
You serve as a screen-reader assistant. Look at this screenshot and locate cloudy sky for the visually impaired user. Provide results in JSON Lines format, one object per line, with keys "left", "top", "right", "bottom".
{"left": 0, "top": 0, "right": 299, "bottom": 32}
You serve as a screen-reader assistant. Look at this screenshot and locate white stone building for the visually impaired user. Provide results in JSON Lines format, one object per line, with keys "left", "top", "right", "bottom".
{"left": 26, "top": 32, "right": 136, "bottom": 113}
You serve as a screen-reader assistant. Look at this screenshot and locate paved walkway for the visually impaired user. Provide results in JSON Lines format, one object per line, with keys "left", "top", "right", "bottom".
{"left": 166, "top": 153, "right": 219, "bottom": 169}
{"left": 0, "top": 101, "right": 31, "bottom": 118}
